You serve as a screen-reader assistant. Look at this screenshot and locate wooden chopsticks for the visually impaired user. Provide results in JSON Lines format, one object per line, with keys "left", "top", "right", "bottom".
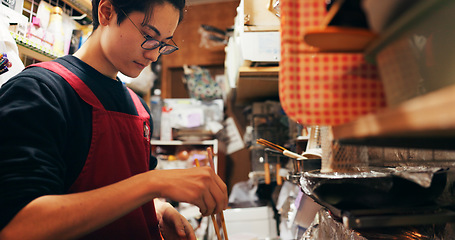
{"left": 194, "top": 158, "right": 222, "bottom": 240}
{"left": 194, "top": 146, "right": 228, "bottom": 240}
{"left": 207, "top": 147, "right": 229, "bottom": 240}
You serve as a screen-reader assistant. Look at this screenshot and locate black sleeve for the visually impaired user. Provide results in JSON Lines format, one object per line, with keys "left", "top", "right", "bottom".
{"left": 0, "top": 75, "right": 69, "bottom": 229}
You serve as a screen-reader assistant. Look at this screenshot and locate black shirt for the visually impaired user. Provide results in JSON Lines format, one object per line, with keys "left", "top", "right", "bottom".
{"left": 0, "top": 55, "right": 156, "bottom": 229}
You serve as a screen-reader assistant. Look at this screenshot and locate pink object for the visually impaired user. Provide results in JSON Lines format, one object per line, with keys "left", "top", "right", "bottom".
{"left": 32, "top": 17, "right": 40, "bottom": 27}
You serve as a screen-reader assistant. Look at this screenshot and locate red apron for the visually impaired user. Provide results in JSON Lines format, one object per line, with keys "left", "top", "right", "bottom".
{"left": 31, "top": 61, "right": 161, "bottom": 240}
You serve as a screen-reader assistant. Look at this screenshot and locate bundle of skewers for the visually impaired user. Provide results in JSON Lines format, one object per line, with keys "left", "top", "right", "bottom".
{"left": 256, "top": 138, "right": 302, "bottom": 159}
{"left": 256, "top": 138, "right": 303, "bottom": 185}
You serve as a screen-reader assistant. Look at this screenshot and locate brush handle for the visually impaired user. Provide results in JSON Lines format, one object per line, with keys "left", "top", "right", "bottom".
{"left": 283, "top": 150, "right": 302, "bottom": 159}
{"left": 276, "top": 163, "right": 282, "bottom": 185}
{"left": 264, "top": 162, "right": 271, "bottom": 184}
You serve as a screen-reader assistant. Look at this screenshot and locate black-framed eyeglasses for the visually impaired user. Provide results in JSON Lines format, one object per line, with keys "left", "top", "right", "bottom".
{"left": 119, "top": 8, "right": 179, "bottom": 55}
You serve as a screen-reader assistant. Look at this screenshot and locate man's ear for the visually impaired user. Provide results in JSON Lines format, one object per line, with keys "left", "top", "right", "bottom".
{"left": 98, "top": 0, "right": 115, "bottom": 26}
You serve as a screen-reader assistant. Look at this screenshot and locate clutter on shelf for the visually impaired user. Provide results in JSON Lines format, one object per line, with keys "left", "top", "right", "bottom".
{"left": 158, "top": 98, "right": 224, "bottom": 141}
{"left": 1, "top": 1, "right": 91, "bottom": 63}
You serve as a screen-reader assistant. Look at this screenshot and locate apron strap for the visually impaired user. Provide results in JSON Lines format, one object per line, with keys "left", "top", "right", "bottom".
{"left": 126, "top": 88, "right": 149, "bottom": 118}
{"left": 28, "top": 61, "right": 105, "bottom": 109}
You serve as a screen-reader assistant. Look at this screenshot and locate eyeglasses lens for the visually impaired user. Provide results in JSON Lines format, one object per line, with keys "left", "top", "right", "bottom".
{"left": 159, "top": 46, "right": 178, "bottom": 55}
{"left": 141, "top": 40, "right": 177, "bottom": 55}
{"left": 141, "top": 39, "right": 159, "bottom": 49}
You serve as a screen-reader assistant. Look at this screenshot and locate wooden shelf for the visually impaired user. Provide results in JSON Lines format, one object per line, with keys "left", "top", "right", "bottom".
{"left": 238, "top": 66, "right": 279, "bottom": 76}
{"left": 235, "top": 66, "right": 279, "bottom": 105}
{"left": 17, "top": 45, "right": 54, "bottom": 62}
{"left": 11, "top": 32, "right": 61, "bottom": 61}
{"left": 332, "top": 84, "right": 455, "bottom": 148}
{"left": 244, "top": 25, "right": 280, "bottom": 32}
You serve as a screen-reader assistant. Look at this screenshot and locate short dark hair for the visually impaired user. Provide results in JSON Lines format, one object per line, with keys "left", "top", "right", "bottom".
{"left": 92, "top": 0, "right": 186, "bottom": 31}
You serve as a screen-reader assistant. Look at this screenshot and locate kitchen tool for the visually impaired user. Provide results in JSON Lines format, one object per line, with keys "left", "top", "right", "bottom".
{"left": 268, "top": 0, "right": 280, "bottom": 17}
{"left": 264, "top": 148, "right": 284, "bottom": 185}
{"left": 207, "top": 147, "right": 229, "bottom": 240}
{"left": 294, "top": 157, "right": 322, "bottom": 174}
{"left": 288, "top": 156, "right": 322, "bottom": 186}
{"left": 256, "top": 138, "right": 302, "bottom": 159}
{"left": 301, "top": 167, "right": 447, "bottom": 210}
{"left": 321, "top": 0, "right": 345, "bottom": 27}
{"left": 303, "top": 126, "right": 323, "bottom": 160}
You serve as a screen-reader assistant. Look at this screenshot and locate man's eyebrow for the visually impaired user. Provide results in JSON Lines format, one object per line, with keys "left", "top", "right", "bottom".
{"left": 146, "top": 25, "right": 161, "bottom": 36}
{"left": 145, "top": 25, "right": 174, "bottom": 40}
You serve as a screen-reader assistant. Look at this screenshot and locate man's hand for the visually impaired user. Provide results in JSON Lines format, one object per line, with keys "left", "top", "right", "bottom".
{"left": 151, "top": 167, "right": 228, "bottom": 216}
{"left": 155, "top": 200, "right": 196, "bottom": 240}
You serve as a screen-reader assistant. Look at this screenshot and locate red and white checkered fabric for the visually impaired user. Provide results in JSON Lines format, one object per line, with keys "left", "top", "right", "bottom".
{"left": 279, "top": 0, "right": 387, "bottom": 125}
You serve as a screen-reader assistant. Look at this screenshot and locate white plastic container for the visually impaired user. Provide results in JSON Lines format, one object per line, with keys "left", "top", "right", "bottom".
{"left": 240, "top": 31, "right": 280, "bottom": 62}
{"left": 223, "top": 205, "right": 277, "bottom": 239}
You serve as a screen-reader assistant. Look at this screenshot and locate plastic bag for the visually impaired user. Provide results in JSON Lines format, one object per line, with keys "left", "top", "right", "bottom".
{"left": 198, "top": 24, "right": 227, "bottom": 49}
{"left": 183, "top": 65, "right": 222, "bottom": 101}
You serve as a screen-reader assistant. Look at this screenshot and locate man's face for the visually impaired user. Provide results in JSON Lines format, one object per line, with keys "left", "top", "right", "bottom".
{"left": 102, "top": 2, "right": 180, "bottom": 78}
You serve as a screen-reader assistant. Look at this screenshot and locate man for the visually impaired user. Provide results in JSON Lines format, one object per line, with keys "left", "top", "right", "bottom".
{"left": 0, "top": 0, "right": 227, "bottom": 239}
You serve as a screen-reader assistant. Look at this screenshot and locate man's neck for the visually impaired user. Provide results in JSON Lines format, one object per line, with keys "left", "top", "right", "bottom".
{"left": 73, "top": 31, "right": 118, "bottom": 80}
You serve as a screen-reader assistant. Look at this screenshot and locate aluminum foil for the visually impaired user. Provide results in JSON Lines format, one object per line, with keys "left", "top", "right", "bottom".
{"left": 299, "top": 166, "right": 447, "bottom": 210}
{"left": 300, "top": 168, "right": 393, "bottom": 197}
{"left": 301, "top": 209, "right": 366, "bottom": 240}
{"left": 391, "top": 166, "right": 446, "bottom": 188}
{"left": 301, "top": 209, "right": 455, "bottom": 240}
{"left": 300, "top": 166, "right": 445, "bottom": 196}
